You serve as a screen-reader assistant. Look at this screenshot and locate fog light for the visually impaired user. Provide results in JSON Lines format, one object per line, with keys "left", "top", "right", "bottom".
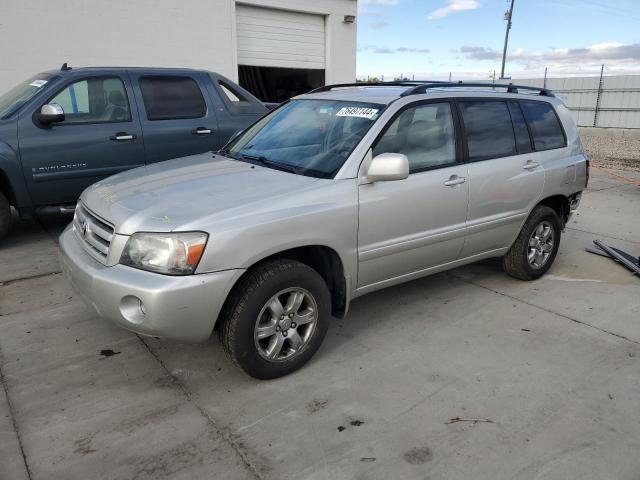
{"left": 120, "top": 295, "right": 147, "bottom": 324}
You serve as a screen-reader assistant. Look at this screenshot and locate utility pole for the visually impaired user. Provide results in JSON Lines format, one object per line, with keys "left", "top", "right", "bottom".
{"left": 500, "top": 0, "right": 515, "bottom": 79}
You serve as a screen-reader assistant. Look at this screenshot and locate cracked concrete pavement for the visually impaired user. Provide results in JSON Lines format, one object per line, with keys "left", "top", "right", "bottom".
{"left": 0, "top": 169, "right": 639, "bottom": 480}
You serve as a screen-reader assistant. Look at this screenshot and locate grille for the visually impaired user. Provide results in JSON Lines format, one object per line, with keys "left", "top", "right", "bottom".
{"left": 73, "top": 204, "right": 114, "bottom": 263}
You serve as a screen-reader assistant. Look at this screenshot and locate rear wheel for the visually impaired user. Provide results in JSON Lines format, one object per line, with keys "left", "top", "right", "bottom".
{"left": 219, "top": 259, "right": 331, "bottom": 379}
{"left": 0, "top": 192, "right": 13, "bottom": 242}
{"left": 502, "top": 205, "right": 561, "bottom": 281}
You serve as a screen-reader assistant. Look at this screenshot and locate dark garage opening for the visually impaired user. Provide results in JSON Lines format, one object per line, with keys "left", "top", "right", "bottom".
{"left": 239, "top": 66, "right": 325, "bottom": 103}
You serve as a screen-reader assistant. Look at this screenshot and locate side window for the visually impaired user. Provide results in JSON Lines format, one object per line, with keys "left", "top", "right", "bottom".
{"left": 139, "top": 76, "right": 206, "bottom": 121}
{"left": 373, "top": 102, "right": 456, "bottom": 172}
{"left": 459, "top": 101, "right": 516, "bottom": 160}
{"left": 520, "top": 101, "right": 566, "bottom": 150}
{"left": 49, "top": 77, "right": 131, "bottom": 124}
{"left": 508, "top": 101, "right": 533, "bottom": 153}
{"left": 219, "top": 82, "right": 249, "bottom": 103}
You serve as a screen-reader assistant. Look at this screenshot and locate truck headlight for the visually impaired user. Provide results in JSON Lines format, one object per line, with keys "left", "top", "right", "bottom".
{"left": 120, "top": 232, "right": 208, "bottom": 275}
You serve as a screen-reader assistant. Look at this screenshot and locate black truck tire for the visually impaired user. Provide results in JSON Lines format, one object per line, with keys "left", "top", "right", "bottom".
{"left": 0, "top": 192, "right": 13, "bottom": 242}
{"left": 502, "top": 205, "right": 561, "bottom": 281}
{"left": 219, "top": 259, "right": 331, "bottom": 379}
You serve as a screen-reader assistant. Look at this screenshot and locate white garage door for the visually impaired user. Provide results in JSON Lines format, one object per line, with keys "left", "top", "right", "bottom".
{"left": 236, "top": 4, "right": 325, "bottom": 70}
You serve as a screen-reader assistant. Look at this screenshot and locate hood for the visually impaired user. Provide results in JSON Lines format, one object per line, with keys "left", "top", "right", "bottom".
{"left": 81, "top": 152, "right": 320, "bottom": 234}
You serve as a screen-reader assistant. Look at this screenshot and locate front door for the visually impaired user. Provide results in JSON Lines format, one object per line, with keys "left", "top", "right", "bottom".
{"left": 357, "top": 101, "right": 469, "bottom": 289}
{"left": 18, "top": 74, "right": 144, "bottom": 206}
{"left": 128, "top": 71, "right": 220, "bottom": 164}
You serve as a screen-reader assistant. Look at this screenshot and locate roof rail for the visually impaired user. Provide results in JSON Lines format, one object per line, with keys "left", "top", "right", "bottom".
{"left": 307, "top": 81, "right": 446, "bottom": 94}
{"left": 400, "top": 81, "right": 554, "bottom": 97}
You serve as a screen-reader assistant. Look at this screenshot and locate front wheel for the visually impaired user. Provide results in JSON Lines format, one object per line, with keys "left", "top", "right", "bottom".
{"left": 219, "top": 259, "right": 331, "bottom": 379}
{"left": 502, "top": 205, "right": 561, "bottom": 281}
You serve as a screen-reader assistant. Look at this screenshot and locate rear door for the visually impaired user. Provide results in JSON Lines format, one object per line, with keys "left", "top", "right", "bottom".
{"left": 357, "top": 101, "right": 469, "bottom": 289}
{"left": 458, "top": 99, "right": 545, "bottom": 257}
{"left": 17, "top": 73, "right": 144, "bottom": 206}
{"left": 129, "top": 71, "right": 220, "bottom": 163}
{"left": 204, "top": 74, "right": 269, "bottom": 145}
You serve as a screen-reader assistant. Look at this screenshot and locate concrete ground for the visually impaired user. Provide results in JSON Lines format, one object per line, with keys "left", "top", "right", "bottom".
{"left": 1, "top": 169, "right": 639, "bottom": 480}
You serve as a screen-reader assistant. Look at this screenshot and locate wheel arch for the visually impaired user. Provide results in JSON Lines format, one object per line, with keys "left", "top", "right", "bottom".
{"left": 0, "top": 168, "right": 17, "bottom": 206}
{"left": 220, "top": 245, "right": 348, "bottom": 327}
{"left": 536, "top": 194, "right": 570, "bottom": 228}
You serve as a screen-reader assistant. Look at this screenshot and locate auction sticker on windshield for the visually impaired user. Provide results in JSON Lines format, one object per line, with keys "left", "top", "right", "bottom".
{"left": 336, "top": 107, "right": 379, "bottom": 120}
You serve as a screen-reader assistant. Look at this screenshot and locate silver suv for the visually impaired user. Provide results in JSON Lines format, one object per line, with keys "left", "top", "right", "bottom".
{"left": 60, "top": 82, "right": 587, "bottom": 379}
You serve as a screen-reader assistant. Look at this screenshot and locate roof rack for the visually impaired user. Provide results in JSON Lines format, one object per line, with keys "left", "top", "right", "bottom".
{"left": 400, "top": 81, "right": 554, "bottom": 97}
{"left": 307, "top": 81, "right": 447, "bottom": 94}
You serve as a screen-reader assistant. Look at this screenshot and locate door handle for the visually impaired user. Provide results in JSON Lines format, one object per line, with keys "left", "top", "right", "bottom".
{"left": 443, "top": 175, "right": 466, "bottom": 187}
{"left": 523, "top": 160, "right": 540, "bottom": 170}
{"left": 110, "top": 132, "right": 136, "bottom": 141}
{"left": 192, "top": 127, "right": 213, "bottom": 135}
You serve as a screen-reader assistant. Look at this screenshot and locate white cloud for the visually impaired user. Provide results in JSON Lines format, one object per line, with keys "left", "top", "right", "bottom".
{"left": 359, "top": 45, "right": 430, "bottom": 54}
{"left": 358, "top": 42, "right": 640, "bottom": 78}
{"left": 359, "top": 0, "right": 400, "bottom": 5}
{"left": 457, "top": 42, "right": 640, "bottom": 76}
{"left": 461, "top": 42, "right": 640, "bottom": 65}
{"left": 428, "top": 0, "right": 480, "bottom": 20}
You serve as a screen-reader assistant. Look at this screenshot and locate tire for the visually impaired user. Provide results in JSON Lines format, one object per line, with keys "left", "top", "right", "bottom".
{"left": 502, "top": 205, "right": 561, "bottom": 281}
{"left": 0, "top": 192, "right": 13, "bottom": 242}
{"left": 219, "top": 259, "right": 331, "bottom": 379}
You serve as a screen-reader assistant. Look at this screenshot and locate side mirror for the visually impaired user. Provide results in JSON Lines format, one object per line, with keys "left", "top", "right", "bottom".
{"left": 37, "top": 103, "right": 65, "bottom": 125}
{"left": 365, "top": 153, "right": 409, "bottom": 183}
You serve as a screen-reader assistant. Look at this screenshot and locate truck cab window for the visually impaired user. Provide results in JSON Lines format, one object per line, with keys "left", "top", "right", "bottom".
{"left": 49, "top": 77, "right": 131, "bottom": 124}
{"left": 139, "top": 76, "right": 206, "bottom": 120}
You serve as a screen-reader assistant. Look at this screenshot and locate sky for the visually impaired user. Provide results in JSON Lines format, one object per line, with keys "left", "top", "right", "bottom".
{"left": 356, "top": 0, "right": 640, "bottom": 80}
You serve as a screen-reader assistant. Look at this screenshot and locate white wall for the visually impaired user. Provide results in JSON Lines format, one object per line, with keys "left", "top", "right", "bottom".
{"left": 516, "top": 75, "right": 640, "bottom": 129}
{"left": 0, "top": 0, "right": 356, "bottom": 93}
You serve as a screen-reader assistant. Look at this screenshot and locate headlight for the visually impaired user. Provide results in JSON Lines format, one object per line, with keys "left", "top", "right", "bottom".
{"left": 120, "top": 232, "right": 208, "bottom": 275}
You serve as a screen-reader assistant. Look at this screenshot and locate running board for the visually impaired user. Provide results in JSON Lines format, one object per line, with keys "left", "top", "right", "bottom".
{"left": 587, "top": 240, "right": 640, "bottom": 276}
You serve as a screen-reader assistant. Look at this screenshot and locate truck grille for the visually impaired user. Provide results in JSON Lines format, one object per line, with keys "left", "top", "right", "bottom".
{"left": 73, "top": 204, "right": 114, "bottom": 263}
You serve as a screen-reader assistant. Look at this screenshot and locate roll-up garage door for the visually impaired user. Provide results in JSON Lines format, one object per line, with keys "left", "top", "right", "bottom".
{"left": 236, "top": 4, "right": 325, "bottom": 70}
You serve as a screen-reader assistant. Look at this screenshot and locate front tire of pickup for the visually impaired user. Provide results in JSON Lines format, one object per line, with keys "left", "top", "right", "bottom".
{"left": 0, "top": 192, "right": 13, "bottom": 242}
{"left": 502, "top": 205, "right": 561, "bottom": 281}
{"left": 219, "top": 259, "right": 331, "bottom": 379}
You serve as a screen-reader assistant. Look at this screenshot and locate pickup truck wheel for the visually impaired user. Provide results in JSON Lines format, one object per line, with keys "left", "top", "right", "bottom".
{"left": 219, "top": 259, "right": 331, "bottom": 379}
{"left": 0, "top": 192, "right": 13, "bottom": 242}
{"left": 502, "top": 205, "right": 561, "bottom": 281}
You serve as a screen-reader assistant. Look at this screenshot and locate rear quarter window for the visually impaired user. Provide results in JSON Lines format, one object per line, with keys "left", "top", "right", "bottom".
{"left": 520, "top": 101, "right": 566, "bottom": 151}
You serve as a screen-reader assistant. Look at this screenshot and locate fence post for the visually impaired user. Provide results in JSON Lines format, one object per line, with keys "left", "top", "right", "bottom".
{"left": 593, "top": 63, "right": 604, "bottom": 127}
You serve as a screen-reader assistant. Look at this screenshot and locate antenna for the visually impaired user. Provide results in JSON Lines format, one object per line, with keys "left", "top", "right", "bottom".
{"left": 60, "top": 63, "right": 72, "bottom": 71}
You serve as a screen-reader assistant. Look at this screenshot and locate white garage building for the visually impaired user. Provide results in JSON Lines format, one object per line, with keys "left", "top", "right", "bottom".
{"left": 0, "top": 0, "right": 357, "bottom": 102}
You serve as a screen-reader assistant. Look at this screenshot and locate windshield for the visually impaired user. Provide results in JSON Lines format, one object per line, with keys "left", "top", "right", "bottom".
{"left": 0, "top": 73, "right": 56, "bottom": 119}
{"left": 226, "top": 99, "right": 384, "bottom": 178}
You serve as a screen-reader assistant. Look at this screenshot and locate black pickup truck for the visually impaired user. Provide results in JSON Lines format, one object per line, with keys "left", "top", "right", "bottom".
{"left": 0, "top": 65, "right": 274, "bottom": 239}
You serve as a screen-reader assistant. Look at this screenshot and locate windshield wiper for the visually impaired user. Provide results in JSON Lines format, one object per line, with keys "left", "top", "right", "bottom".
{"left": 215, "top": 149, "right": 239, "bottom": 160}
{"left": 241, "top": 154, "right": 302, "bottom": 175}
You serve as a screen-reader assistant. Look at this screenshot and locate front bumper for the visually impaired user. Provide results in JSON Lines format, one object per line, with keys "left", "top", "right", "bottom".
{"left": 59, "top": 225, "right": 244, "bottom": 342}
